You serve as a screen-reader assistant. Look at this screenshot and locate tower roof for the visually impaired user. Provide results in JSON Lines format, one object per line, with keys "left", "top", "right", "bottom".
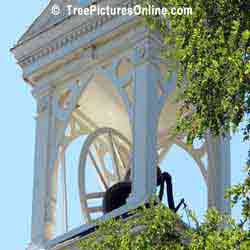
{"left": 16, "top": 0, "right": 84, "bottom": 46}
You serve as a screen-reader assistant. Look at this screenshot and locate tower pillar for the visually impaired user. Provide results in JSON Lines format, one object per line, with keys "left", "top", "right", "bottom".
{"left": 30, "top": 89, "right": 59, "bottom": 248}
{"left": 129, "top": 41, "right": 161, "bottom": 204}
{"left": 207, "top": 133, "right": 231, "bottom": 214}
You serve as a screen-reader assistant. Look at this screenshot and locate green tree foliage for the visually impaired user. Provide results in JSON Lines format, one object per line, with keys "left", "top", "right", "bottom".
{"left": 80, "top": 204, "right": 184, "bottom": 250}
{"left": 143, "top": 0, "right": 250, "bottom": 230}
{"left": 226, "top": 165, "right": 250, "bottom": 228}
{"left": 144, "top": 0, "right": 250, "bottom": 143}
{"left": 79, "top": 203, "right": 250, "bottom": 250}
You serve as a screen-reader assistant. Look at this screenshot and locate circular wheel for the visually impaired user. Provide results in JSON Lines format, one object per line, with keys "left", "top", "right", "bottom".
{"left": 78, "top": 127, "right": 132, "bottom": 223}
{"left": 78, "top": 127, "right": 186, "bottom": 223}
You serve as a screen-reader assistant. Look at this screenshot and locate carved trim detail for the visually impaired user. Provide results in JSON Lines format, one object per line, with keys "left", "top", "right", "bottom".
{"left": 37, "top": 95, "right": 50, "bottom": 114}
{"left": 18, "top": 0, "right": 136, "bottom": 68}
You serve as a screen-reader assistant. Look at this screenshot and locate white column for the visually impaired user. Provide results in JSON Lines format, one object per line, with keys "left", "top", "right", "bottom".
{"left": 129, "top": 43, "right": 160, "bottom": 204}
{"left": 206, "top": 133, "right": 231, "bottom": 214}
{"left": 60, "top": 146, "right": 68, "bottom": 233}
{"left": 30, "top": 90, "right": 59, "bottom": 247}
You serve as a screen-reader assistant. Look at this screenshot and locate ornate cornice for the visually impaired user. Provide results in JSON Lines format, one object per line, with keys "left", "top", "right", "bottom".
{"left": 18, "top": 15, "right": 113, "bottom": 67}
{"left": 18, "top": 0, "right": 137, "bottom": 68}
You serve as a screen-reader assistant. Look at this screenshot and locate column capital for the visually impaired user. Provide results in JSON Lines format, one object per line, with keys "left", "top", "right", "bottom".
{"left": 132, "top": 36, "right": 163, "bottom": 66}
{"left": 32, "top": 85, "right": 55, "bottom": 117}
{"left": 37, "top": 95, "right": 50, "bottom": 115}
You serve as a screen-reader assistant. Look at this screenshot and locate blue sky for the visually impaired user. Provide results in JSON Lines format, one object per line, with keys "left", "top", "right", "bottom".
{"left": 0, "top": 1, "right": 249, "bottom": 249}
{"left": 0, "top": 1, "right": 48, "bottom": 249}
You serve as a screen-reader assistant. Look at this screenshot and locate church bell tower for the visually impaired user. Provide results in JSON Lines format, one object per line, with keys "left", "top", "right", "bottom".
{"left": 11, "top": 1, "right": 231, "bottom": 249}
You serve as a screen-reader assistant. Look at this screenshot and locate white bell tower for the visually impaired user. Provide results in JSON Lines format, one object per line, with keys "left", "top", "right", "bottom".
{"left": 11, "top": 1, "right": 231, "bottom": 250}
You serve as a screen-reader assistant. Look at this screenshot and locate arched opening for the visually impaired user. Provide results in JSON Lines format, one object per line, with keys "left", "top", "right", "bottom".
{"left": 160, "top": 144, "right": 208, "bottom": 223}
{"left": 55, "top": 71, "right": 132, "bottom": 235}
{"left": 156, "top": 68, "right": 207, "bottom": 222}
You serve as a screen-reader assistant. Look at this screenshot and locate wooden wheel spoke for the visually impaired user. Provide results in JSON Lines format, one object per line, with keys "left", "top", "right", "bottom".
{"left": 86, "top": 192, "right": 105, "bottom": 199}
{"left": 92, "top": 143, "right": 110, "bottom": 183}
{"left": 95, "top": 142, "right": 116, "bottom": 181}
{"left": 89, "top": 150, "right": 109, "bottom": 190}
{"left": 93, "top": 138, "right": 115, "bottom": 179}
{"left": 107, "top": 132, "right": 121, "bottom": 181}
{"left": 87, "top": 206, "right": 103, "bottom": 213}
{"left": 79, "top": 127, "right": 132, "bottom": 222}
{"left": 112, "top": 137, "right": 128, "bottom": 171}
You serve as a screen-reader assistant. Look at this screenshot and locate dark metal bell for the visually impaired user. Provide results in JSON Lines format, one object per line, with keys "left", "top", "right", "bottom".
{"left": 103, "top": 181, "right": 132, "bottom": 214}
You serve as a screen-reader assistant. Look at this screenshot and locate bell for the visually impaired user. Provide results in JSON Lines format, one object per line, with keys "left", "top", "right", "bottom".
{"left": 103, "top": 167, "right": 185, "bottom": 214}
{"left": 103, "top": 181, "right": 132, "bottom": 214}
{"left": 103, "top": 167, "right": 165, "bottom": 214}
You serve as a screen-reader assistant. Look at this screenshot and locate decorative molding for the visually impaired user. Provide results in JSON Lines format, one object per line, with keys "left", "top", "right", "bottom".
{"left": 133, "top": 46, "right": 146, "bottom": 63}
{"left": 97, "top": 56, "right": 135, "bottom": 122}
{"left": 132, "top": 35, "right": 163, "bottom": 65}
{"left": 37, "top": 95, "right": 50, "bottom": 115}
{"left": 18, "top": 0, "right": 137, "bottom": 68}
{"left": 53, "top": 81, "right": 80, "bottom": 121}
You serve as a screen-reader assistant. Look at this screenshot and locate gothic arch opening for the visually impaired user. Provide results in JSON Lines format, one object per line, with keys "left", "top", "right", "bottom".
{"left": 160, "top": 144, "right": 208, "bottom": 223}
{"left": 55, "top": 72, "right": 132, "bottom": 235}
{"left": 156, "top": 65, "right": 207, "bottom": 221}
